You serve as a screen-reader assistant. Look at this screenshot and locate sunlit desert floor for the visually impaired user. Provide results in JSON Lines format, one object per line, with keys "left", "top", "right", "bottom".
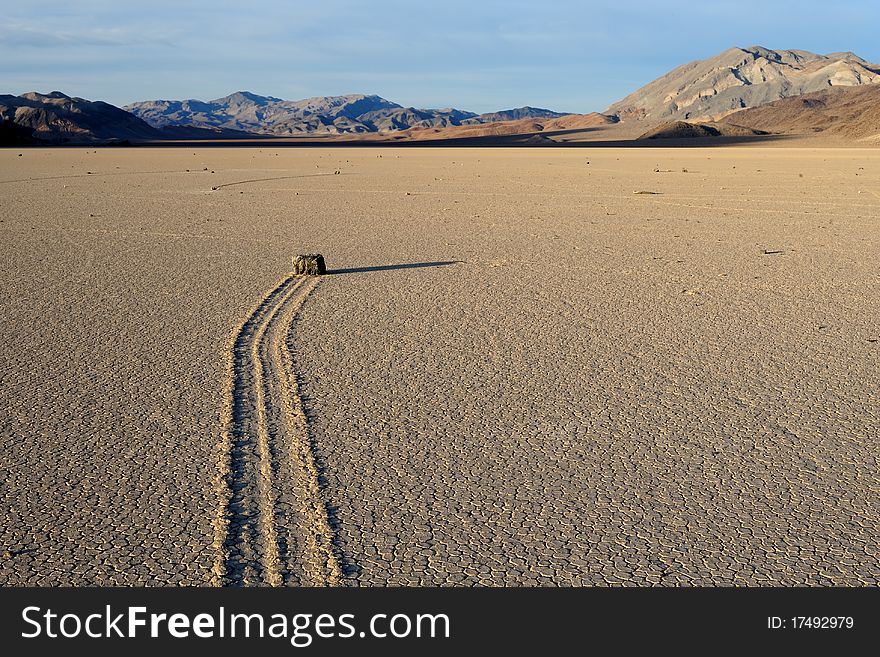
{"left": 1, "top": 145, "right": 877, "bottom": 586}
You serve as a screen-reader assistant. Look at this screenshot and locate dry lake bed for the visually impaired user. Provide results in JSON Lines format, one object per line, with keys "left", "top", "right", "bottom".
{"left": 1, "top": 146, "right": 877, "bottom": 585}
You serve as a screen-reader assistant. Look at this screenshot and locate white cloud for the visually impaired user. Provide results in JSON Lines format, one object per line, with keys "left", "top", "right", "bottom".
{"left": 0, "top": 20, "right": 178, "bottom": 47}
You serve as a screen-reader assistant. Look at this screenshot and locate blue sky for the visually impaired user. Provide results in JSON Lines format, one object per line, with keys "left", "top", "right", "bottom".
{"left": 2, "top": 0, "right": 879, "bottom": 113}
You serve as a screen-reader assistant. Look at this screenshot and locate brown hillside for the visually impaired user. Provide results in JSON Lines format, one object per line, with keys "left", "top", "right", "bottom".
{"left": 397, "top": 112, "right": 615, "bottom": 141}
{"left": 726, "top": 84, "right": 880, "bottom": 141}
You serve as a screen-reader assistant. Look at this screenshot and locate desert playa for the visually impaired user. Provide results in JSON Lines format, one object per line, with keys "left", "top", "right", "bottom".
{"left": 1, "top": 144, "right": 877, "bottom": 586}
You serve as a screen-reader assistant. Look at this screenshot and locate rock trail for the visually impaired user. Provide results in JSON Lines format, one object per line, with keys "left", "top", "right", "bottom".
{"left": 214, "top": 274, "right": 340, "bottom": 586}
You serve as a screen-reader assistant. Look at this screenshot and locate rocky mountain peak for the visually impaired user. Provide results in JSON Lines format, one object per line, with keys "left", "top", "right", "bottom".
{"left": 606, "top": 46, "right": 880, "bottom": 121}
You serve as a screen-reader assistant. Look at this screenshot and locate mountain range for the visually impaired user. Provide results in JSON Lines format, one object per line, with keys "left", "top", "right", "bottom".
{"left": 124, "top": 91, "right": 569, "bottom": 135}
{"left": 3, "top": 45, "right": 880, "bottom": 144}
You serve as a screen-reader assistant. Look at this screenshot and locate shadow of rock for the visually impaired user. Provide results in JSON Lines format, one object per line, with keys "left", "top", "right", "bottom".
{"left": 329, "top": 261, "right": 461, "bottom": 275}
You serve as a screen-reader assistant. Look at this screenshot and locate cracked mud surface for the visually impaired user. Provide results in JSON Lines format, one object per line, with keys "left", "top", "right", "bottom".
{"left": 1, "top": 146, "right": 877, "bottom": 585}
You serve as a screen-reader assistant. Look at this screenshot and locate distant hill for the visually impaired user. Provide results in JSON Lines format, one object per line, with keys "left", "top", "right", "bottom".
{"left": 636, "top": 120, "right": 767, "bottom": 140}
{"left": 463, "top": 106, "right": 570, "bottom": 124}
{"left": 541, "top": 113, "right": 618, "bottom": 131}
{"left": 724, "top": 84, "right": 880, "bottom": 142}
{"left": 0, "top": 91, "right": 161, "bottom": 143}
{"left": 607, "top": 46, "right": 880, "bottom": 121}
{"left": 398, "top": 112, "right": 615, "bottom": 141}
{"left": 125, "top": 92, "right": 574, "bottom": 136}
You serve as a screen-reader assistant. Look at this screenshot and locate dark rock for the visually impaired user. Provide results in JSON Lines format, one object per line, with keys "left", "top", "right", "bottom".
{"left": 293, "top": 254, "right": 326, "bottom": 276}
